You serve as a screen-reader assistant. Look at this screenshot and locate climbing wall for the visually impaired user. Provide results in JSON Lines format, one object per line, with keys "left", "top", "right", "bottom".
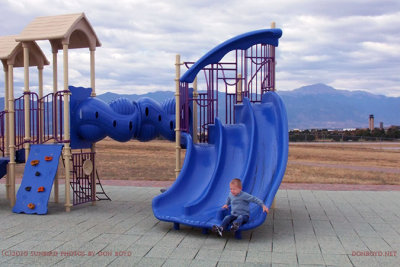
{"left": 12, "top": 144, "right": 63, "bottom": 215}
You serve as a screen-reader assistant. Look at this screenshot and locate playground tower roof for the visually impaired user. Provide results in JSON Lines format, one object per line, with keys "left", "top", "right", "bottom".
{"left": 0, "top": 35, "right": 49, "bottom": 69}
{"left": 16, "top": 13, "right": 101, "bottom": 50}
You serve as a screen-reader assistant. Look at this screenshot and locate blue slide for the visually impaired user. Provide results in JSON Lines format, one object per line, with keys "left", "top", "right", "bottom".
{"left": 152, "top": 92, "right": 288, "bottom": 234}
{"left": 152, "top": 29, "right": 287, "bottom": 236}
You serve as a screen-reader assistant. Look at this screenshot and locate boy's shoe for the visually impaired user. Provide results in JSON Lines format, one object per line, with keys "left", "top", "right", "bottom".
{"left": 212, "top": 225, "right": 223, "bottom": 237}
{"left": 231, "top": 222, "right": 240, "bottom": 232}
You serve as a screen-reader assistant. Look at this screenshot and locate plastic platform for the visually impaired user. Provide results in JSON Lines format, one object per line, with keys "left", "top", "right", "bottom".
{"left": 13, "top": 144, "right": 64, "bottom": 215}
{"left": 0, "top": 157, "right": 10, "bottom": 179}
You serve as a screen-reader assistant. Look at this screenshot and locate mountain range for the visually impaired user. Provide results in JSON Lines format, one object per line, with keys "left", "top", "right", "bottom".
{"left": 0, "top": 84, "right": 398, "bottom": 129}
{"left": 95, "top": 84, "right": 400, "bottom": 129}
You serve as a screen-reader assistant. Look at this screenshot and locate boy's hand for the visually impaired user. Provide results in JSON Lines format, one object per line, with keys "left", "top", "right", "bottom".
{"left": 262, "top": 205, "right": 269, "bottom": 213}
{"left": 222, "top": 204, "right": 228, "bottom": 209}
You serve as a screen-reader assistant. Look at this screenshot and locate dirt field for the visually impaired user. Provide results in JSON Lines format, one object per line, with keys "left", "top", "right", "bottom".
{"left": 286, "top": 142, "right": 400, "bottom": 185}
{"left": 14, "top": 139, "right": 400, "bottom": 185}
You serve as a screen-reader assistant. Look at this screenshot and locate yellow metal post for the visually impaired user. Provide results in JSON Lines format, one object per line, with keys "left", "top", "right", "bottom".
{"left": 4, "top": 67, "right": 9, "bottom": 157}
{"left": 52, "top": 49, "right": 59, "bottom": 203}
{"left": 236, "top": 74, "right": 242, "bottom": 103}
{"left": 63, "top": 43, "right": 72, "bottom": 212}
{"left": 90, "top": 48, "right": 96, "bottom": 205}
{"left": 4, "top": 66, "right": 9, "bottom": 200}
{"left": 175, "top": 54, "right": 181, "bottom": 178}
{"left": 38, "top": 66, "right": 44, "bottom": 143}
{"left": 23, "top": 43, "right": 30, "bottom": 161}
{"left": 271, "top": 21, "right": 276, "bottom": 209}
{"left": 8, "top": 64, "right": 16, "bottom": 207}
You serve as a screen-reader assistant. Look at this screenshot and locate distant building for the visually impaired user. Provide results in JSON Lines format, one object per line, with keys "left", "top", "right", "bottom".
{"left": 369, "top": 114, "right": 374, "bottom": 131}
{"left": 380, "top": 122, "right": 384, "bottom": 130}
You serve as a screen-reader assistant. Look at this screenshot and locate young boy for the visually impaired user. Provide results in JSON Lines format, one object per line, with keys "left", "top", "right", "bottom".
{"left": 212, "top": 178, "right": 268, "bottom": 237}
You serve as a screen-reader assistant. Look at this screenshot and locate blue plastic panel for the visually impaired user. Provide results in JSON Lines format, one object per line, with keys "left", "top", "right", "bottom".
{"left": 12, "top": 144, "right": 63, "bottom": 215}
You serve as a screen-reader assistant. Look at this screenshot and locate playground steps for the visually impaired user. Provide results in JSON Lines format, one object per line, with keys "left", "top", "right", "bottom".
{"left": 67, "top": 152, "right": 111, "bottom": 204}
{"left": 94, "top": 170, "right": 111, "bottom": 201}
{"left": 13, "top": 144, "right": 64, "bottom": 215}
{"left": 69, "top": 172, "right": 111, "bottom": 201}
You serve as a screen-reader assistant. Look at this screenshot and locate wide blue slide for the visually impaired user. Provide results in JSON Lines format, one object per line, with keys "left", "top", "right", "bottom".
{"left": 152, "top": 93, "right": 288, "bottom": 234}
{"left": 152, "top": 28, "right": 288, "bottom": 237}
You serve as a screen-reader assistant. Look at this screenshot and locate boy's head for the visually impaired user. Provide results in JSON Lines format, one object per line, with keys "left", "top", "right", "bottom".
{"left": 230, "top": 178, "right": 242, "bottom": 196}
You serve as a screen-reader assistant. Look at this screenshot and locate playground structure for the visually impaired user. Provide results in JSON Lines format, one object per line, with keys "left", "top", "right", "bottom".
{"left": 153, "top": 25, "right": 288, "bottom": 238}
{"left": 0, "top": 13, "right": 105, "bottom": 212}
{"left": 0, "top": 12, "right": 288, "bottom": 237}
{"left": 0, "top": 13, "right": 178, "bottom": 214}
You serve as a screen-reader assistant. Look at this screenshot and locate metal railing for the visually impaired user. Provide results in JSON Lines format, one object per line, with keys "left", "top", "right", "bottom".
{"left": 71, "top": 151, "right": 96, "bottom": 206}
{"left": 39, "top": 92, "right": 54, "bottom": 143}
{"left": 14, "top": 92, "right": 40, "bottom": 150}
{"left": 0, "top": 90, "right": 69, "bottom": 155}
{"left": 180, "top": 44, "right": 275, "bottom": 142}
{"left": 53, "top": 90, "right": 68, "bottom": 143}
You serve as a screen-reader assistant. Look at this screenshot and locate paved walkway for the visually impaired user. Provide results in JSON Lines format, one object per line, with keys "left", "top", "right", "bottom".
{"left": 0, "top": 185, "right": 399, "bottom": 266}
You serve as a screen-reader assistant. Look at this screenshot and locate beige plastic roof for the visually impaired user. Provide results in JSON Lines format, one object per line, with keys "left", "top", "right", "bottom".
{"left": 16, "top": 12, "right": 101, "bottom": 50}
{"left": 0, "top": 35, "right": 49, "bottom": 69}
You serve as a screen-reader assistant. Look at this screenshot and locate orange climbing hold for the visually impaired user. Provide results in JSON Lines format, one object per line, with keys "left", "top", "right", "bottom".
{"left": 38, "top": 186, "right": 45, "bottom": 192}
{"left": 31, "top": 160, "right": 39, "bottom": 166}
{"left": 45, "top": 156, "right": 53, "bottom": 161}
{"left": 27, "top": 203, "right": 35, "bottom": 209}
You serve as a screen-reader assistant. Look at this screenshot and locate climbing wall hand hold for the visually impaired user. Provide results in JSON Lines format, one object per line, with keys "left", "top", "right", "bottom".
{"left": 35, "top": 171, "right": 41, "bottom": 176}
{"left": 31, "top": 160, "right": 40, "bottom": 166}
{"left": 25, "top": 186, "right": 32, "bottom": 191}
{"left": 45, "top": 156, "right": 53, "bottom": 161}
{"left": 38, "top": 186, "right": 45, "bottom": 192}
{"left": 27, "top": 203, "right": 35, "bottom": 209}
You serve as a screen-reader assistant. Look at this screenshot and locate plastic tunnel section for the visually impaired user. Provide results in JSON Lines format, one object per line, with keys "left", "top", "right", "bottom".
{"left": 152, "top": 92, "right": 289, "bottom": 231}
{"left": 69, "top": 86, "right": 176, "bottom": 149}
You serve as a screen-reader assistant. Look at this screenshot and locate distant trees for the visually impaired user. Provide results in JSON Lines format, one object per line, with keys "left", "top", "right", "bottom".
{"left": 289, "top": 126, "right": 400, "bottom": 142}
{"left": 386, "top": 126, "right": 400, "bottom": 139}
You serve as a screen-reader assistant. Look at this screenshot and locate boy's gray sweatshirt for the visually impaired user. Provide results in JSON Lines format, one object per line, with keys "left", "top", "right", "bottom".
{"left": 226, "top": 191, "right": 264, "bottom": 216}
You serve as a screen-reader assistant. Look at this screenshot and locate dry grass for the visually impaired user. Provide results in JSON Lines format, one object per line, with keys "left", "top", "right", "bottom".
{"left": 94, "top": 139, "right": 186, "bottom": 181}
{"left": 285, "top": 142, "right": 400, "bottom": 185}
{"left": 284, "top": 164, "right": 400, "bottom": 185}
{"left": 14, "top": 139, "right": 400, "bottom": 185}
{"left": 289, "top": 143, "right": 400, "bottom": 168}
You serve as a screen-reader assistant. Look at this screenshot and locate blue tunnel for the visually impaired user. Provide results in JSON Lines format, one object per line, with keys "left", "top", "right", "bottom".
{"left": 70, "top": 86, "right": 176, "bottom": 149}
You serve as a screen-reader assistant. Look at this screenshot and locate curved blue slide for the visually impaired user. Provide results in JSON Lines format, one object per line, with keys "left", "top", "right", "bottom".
{"left": 152, "top": 28, "right": 287, "bottom": 236}
{"left": 152, "top": 92, "right": 288, "bottom": 234}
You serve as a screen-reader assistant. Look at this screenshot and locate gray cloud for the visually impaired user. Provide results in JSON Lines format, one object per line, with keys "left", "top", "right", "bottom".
{"left": 0, "top": 0, "right": 399, "bottom": 97}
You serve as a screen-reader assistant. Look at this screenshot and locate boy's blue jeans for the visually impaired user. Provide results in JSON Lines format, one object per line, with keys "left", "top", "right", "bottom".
{"left": 221, "top": 214, "right": 249, "bottom": 230}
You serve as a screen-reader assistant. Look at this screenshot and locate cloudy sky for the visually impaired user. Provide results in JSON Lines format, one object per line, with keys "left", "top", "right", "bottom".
{"left": 0, "top": 0, "right": 399, "bottom": 97}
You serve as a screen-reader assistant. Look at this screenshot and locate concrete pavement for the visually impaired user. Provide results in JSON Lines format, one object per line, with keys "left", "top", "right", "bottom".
{"left": 0, "top": 185, "right": 399, "bottom": 266}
